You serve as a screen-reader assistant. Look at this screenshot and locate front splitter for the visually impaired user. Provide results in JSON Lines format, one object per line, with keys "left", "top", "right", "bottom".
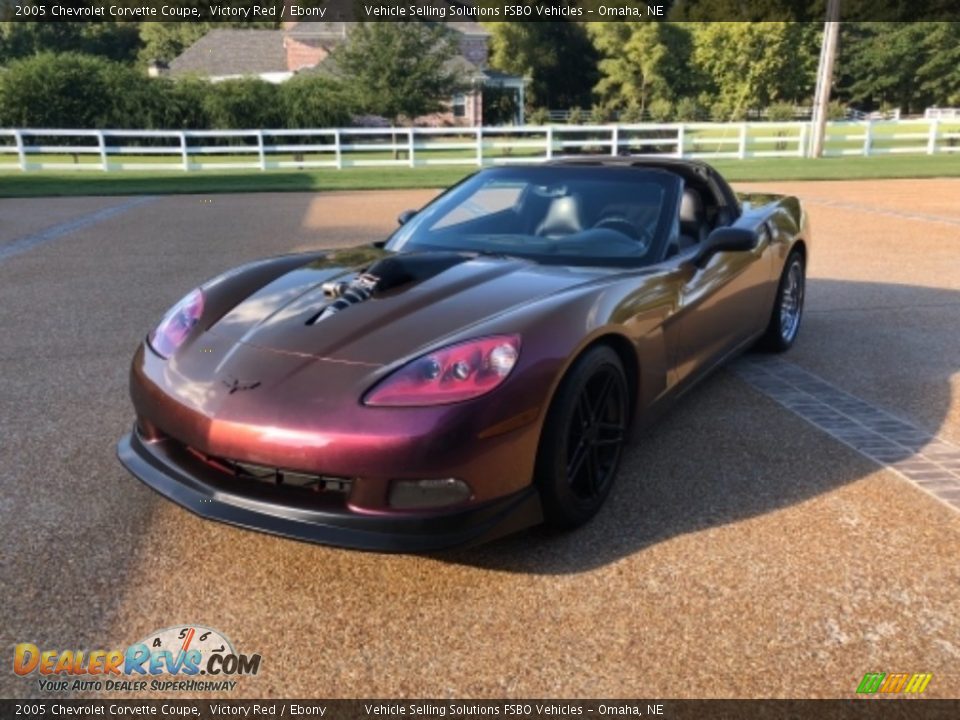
{"left": 116, "top": 427, "right": 542, "bottom": 552}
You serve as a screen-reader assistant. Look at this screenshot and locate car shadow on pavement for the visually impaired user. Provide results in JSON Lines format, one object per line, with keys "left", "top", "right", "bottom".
{"left": 440, "top": 279, "right": 960, "bottom": 574}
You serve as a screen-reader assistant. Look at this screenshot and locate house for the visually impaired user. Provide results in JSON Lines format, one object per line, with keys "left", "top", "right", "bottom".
{"left": 166, "top": 21, "right": 526, "bottom": 126}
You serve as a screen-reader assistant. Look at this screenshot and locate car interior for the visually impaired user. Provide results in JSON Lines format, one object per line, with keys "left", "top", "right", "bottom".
{"left": 513, "top": 174, "right": 736, "bottom": 262}
{"left": 405, "top": 165, "right": 740, "bottom": 265}
{"left": 665, "top": 178, "right": 734, "bottom": 259}
{"left": 531, "top": 190, "right": 660, "bottom": 242}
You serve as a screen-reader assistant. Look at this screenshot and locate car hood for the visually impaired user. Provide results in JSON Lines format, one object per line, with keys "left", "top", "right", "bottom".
{"left": 205, "top": 247, "right": 603, "bottom": 365}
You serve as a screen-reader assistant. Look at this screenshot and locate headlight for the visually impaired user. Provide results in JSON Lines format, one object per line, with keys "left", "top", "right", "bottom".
{"left": 364, "top": 334, "right": 521, "bottom": 406}
{"left": 148, "top": 288, "right": 204, "bottom": 359}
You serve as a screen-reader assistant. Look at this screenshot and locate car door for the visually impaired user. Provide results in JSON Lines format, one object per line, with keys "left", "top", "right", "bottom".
{"left": 673, "top": 220, "right": 774, "bottom": 383}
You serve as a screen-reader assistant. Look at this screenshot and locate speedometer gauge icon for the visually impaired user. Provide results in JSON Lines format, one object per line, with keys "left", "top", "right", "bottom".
{"left": 135, "top": 625, "right": 234, "bottom": 661}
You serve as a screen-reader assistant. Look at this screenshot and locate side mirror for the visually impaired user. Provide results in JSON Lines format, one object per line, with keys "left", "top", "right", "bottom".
{"left": 691, "top": 226, "right": 758, "bottom": 267}
{"left": 397, "top": 209, "right": 417, "bottom": 226}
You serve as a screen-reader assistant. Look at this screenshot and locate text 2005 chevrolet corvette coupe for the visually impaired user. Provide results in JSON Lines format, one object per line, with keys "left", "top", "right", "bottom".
{"left": 118, "top": 158, "right": 808, "bottom": 551}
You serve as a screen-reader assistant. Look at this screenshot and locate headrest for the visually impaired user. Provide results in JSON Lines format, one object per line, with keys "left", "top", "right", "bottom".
{"left": 679, "top": 188, "right": 704, "bottom": 225}
{"left": 536, "top": 195, "right": 583, "bottom": 237}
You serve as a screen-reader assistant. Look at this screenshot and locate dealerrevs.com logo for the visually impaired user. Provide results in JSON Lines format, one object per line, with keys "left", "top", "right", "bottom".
{"left": 14, "top": 625, "right": 261, "bottom": 693}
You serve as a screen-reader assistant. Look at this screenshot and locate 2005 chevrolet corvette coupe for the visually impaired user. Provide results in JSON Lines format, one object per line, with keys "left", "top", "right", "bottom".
{"left": 118, "top": 158, "right": 808, "bottom": 551}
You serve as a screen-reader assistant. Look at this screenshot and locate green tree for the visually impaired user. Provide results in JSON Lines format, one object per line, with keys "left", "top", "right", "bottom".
{"left": 0, "top": 21, "right": 141, "bottom": 64}
{"left": 588, "top": 22, "right": 695, "bottom": 114}
{"left": 836, "top": 22, "right": 959, "bottom": 113}
{"left": 690, "top": 22, "right": 818, "bottom": 120}
{"left": 917, "top": 22, "right": 960, "bottom": 107}
{"left": 481, "top": 85, "right": 519, "bottom": 126}
{"left": 671, "top": 0, "right": 812, "bottom": 21}
{"left": 484, "top": 16, "right": 598, "bottom": 110}
{"left": 330, "top": 22, "right": 464, "bottom": 122}
{"left": 137, "top": 22, "right": 210, "bottom": 64}
{"left": 78, "top": 21, "right": 142, "bottom": 63}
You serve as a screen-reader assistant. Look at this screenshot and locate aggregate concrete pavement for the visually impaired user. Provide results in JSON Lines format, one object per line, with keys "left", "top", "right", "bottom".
{"left": 1, "top": 180, "right": 958, "bottom": 699}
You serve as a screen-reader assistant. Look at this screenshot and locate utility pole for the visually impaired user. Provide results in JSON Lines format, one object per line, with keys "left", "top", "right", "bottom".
{"left": 810, "top": 0, "right": 841, "bottom": 158}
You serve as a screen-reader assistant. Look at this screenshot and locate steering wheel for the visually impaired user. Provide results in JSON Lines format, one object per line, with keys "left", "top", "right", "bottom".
{"left": 593, "top": 214, "right": 637, "bottom": 237}
{"left": 593, "top": 214, "right": 655, "bottom": 248}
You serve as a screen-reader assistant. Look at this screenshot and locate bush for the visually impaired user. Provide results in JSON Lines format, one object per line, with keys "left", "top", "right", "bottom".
{"left": 0, "top": 52, "right": 152, "bottom": 128}
{"left": 0, "top": 52, "right": 216, "bottom": 131}
{"left": 766, "top": 101, "right": 795, "bottom": 122}
{"left": 528, "top": 107, "right": 550, "bottom": 125}
{"left": 647, "top": 98, "right": 673, "bottom": 123}
{"left": 878, "top": 101, "right": 900, "bottom": 119}
{"left": 619, "top": 104, "right": 644, "bottom": 123}
{"left": 589, "top": 104, "right": 611, "bottom": 123}
{"left": 566, "top": 106, "right": 585, "bottom": 125}
{"left": 674, "top": 97, "right": 703, "bottom": 122}
{"left": 201, "top": 78, "right": 284, "bottom": 129}
{"left": 710, "top": 101, "right": 748, "bottom": 122}
{"left": 280, "top": 75, "right": 355, "bottom": 129}
{"left": 162, "top": 78, "right": 213, "bottom": 130}
{"left": 826, "top": 100, "right": 849, "bottom": 120}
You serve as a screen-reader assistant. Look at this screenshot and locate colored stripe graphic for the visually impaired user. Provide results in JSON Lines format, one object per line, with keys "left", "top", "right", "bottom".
{"left": 904, "top": 673, "right": 933, "bottom": 694}
{"left": 856, "top": 672, "right": 932, "bottom": 694}
{"left": 856, "top": 673, "right": 885, "bottom": 694}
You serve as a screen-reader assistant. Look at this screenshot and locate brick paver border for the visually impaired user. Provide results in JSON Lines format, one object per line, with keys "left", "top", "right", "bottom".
{"left": 734, "top": 356, "right": 960, "bottom": 513}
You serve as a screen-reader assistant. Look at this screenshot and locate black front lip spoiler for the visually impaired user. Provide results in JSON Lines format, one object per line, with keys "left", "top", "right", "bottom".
{"left": 116, "top": 428, "right": 542, "bottom": 552}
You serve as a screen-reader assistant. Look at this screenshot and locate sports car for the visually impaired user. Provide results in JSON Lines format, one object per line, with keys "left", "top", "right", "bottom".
{"left": 117, "top": 157, "right": 808, "bottom": 551}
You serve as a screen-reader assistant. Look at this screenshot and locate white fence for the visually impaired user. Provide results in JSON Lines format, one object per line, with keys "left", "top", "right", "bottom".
{"left": 1, "top": 119, "right": 958, "bottom": 173}
{"left": 925, "top": 107, "right": 960, "bottom": 120}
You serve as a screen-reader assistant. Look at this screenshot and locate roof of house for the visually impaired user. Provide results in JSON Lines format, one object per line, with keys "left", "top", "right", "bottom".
{"left": 168, "top": 29, "right": 287, "bottom": 78}
{"left": 283, "top": 20, "right": 489, "bottom": 39}
{"left": 168, "top": 22, "right": 505, "bottom": 83}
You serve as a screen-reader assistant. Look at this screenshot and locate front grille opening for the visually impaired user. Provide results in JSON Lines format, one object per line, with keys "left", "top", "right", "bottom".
{"left": 185, "top": 446, "right": 352, "bottom": 495}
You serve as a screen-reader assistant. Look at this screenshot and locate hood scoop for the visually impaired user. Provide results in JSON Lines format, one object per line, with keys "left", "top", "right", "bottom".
{"left": 306, "top": 252, "right": 468, "bottom": 325}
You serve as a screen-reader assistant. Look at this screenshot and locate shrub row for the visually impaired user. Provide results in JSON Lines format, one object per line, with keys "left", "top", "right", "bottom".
{"left": 0, "top": 53, "right": 355, "bottom": 130}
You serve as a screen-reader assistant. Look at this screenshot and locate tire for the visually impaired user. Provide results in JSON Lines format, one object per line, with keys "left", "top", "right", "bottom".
{"left": 534, "top": 345, "right": 629, "bottom": 530}
{"left": 757, "top": 249, "right": 806, "bottom": 353}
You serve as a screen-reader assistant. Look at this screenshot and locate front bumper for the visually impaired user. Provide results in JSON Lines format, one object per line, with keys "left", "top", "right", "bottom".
{"left": 117, "top": 427, "right": 542, "bottom": 552}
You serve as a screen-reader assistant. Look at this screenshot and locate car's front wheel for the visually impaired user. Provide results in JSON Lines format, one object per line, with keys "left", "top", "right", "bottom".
{"left": 535, "top": 345, "right": 629, "bottom": 529}
{"left": 757, "top": 249, "right": 806, "bottom": 352}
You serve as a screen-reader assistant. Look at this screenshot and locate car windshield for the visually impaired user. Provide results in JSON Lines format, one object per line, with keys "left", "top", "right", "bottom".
{"left": 386, "top": 166, "right": 681, "bottom": 267}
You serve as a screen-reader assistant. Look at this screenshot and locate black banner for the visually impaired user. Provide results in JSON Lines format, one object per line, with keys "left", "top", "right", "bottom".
{"left": 3, "top": 700, "right": 960, "bottom": 720}
{"left": 2, "top": 0, "right": 960, "bottom": 23}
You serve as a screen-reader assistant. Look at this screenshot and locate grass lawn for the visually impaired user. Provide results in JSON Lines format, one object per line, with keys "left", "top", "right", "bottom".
{"left": 1, "top": 153, "right": 958, "bottom": 198}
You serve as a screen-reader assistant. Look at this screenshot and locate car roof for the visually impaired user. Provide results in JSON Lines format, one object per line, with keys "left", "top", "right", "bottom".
{"left": 541, "top": 155, "right": 738, "bottom": 215}
{"left": 546, "top": 155, "right": 713, "bottom": 177}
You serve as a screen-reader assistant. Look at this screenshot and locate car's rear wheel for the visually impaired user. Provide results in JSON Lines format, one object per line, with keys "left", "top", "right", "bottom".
{"left": 535, "top": 346, "right": 629, "bottom": 529}
{"left": 757, "top": 249, "right": 805, "bottom": 353}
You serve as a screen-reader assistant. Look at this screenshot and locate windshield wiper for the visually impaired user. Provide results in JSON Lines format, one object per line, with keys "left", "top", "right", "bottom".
{"left": 470, "top": 249, "right": 531, "bottom": 262}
